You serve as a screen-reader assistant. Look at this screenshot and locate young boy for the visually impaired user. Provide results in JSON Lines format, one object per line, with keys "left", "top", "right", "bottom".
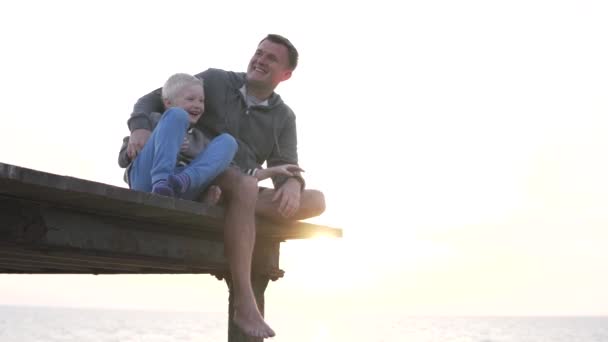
{"left": 118, "top": 73, "right": 237, "bottom": 201}
{"left": 119, "top": 72, "right": 304, "bottom": 203}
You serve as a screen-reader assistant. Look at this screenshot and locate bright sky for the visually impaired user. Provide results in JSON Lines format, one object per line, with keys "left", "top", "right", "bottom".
{"left": 1, "top": 0, "right": 607, "bottom": 320}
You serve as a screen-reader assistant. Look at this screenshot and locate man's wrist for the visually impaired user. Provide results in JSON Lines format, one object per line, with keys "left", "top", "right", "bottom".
{"left": 285, "top": 176, "right": 304, "bottom": 192}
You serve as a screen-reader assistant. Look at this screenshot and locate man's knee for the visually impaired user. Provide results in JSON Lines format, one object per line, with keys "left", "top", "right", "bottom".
{"left": 303, "top": 189, "right": 326, "bottom": 217}
{"left": 216, "top": 167, "right": 258, "bottom": 200}
{"left": 237, "top": 174, "right": 258, "bottom": 196}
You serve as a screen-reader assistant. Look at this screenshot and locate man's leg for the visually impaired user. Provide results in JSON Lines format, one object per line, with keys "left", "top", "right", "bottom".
{"left": 214, "top": 168, "right": 275, "bottom": 338}
{"left": 256, "top": 188, "right": 326, "bottom": 222}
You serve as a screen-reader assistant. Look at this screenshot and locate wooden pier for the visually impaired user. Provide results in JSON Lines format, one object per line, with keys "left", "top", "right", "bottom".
{"left": 0, "top": 162, "right": 341, "bottom": 341}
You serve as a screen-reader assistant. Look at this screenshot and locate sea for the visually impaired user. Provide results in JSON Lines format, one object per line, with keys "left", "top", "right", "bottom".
{"left": 0, "top": 306, "right": 607, "bottom": 342}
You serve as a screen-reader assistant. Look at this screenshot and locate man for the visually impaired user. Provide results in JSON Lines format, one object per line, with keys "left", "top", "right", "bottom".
{"left": 125, "top": 34, "right": 325, "bottom": 338}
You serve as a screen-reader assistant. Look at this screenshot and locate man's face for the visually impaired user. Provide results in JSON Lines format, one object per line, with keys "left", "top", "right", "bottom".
{"left": 166, "top": 84, "right": 205, "bottom": 124}
{"left": 247, "top": 39, "right": 292, "bottom": 90}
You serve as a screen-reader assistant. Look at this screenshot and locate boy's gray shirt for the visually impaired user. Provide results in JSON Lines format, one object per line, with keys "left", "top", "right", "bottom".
{"left": 126, "top": 68, "right": 304, "bottom": 189}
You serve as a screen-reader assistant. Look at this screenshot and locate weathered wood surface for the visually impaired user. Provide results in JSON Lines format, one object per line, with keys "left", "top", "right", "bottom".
{"left": 0, "top": 162, "right": 341, "bottom": 275}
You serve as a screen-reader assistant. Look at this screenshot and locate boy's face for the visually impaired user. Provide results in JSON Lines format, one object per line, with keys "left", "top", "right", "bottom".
{"left": 164, "top": 84, "right": 205, "bottom": 124}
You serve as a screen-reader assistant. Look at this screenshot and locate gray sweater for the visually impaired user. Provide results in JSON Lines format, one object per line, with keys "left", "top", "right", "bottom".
{"left": 126, "top": 68, "right": 305, "bottom": 189}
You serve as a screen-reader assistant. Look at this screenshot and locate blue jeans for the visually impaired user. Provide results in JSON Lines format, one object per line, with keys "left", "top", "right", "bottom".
{"left": 129, "top": 107, "right": 237, "bottom": 200}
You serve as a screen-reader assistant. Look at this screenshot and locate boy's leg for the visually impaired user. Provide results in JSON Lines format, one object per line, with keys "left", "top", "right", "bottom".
{"left": 129, "top": 108, "right": 189, "bottom": 192}
{"left": 178, "top": 133, "right": 237, "bottom": 200}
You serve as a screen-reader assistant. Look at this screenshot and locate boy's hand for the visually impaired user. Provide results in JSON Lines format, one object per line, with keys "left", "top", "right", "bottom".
{"left": 127, "top": 129, "right": 151, "bottom": 159}
{"left": 256, "top": 164, "right": 304, "bottom": 181}
{"left": 266, "top": 164, "right": 304, "bottom": 177}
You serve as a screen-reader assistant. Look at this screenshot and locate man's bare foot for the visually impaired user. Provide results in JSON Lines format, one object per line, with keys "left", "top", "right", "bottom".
{"left": 233, "top": 305, "right": 275, "bottom": 338}
{"left": 201, "top": 185, "right": 222, "bottom": 205}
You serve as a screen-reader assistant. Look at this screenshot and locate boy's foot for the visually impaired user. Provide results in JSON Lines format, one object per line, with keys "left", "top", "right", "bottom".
{"left": 168, "top": 173, "right": 191, "bottom": 194}
{"left": 233, "top": 306, "right": 275, "bottom": 338}
{"left": 201, "top": 185, "right": 222, "bottom": 205}
{"left": 152, "top": 180, "right": 175, "bottom": 197}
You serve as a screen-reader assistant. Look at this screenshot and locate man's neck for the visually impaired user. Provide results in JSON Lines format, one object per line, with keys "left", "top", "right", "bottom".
{"left": 246, "top": 83, "right": 274, "bottom": 101}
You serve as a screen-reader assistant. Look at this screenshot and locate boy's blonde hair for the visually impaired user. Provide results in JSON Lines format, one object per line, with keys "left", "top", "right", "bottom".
{"left": 162, "top": 73, "right": 204, "bottom": 101}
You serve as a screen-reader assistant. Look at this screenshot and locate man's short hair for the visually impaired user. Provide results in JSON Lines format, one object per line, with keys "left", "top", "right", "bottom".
{"left": 162, "top": 73, "right": 204, "bottom": 101}
{"left": 261, "top": 34, "right": 299, "bottom": 70}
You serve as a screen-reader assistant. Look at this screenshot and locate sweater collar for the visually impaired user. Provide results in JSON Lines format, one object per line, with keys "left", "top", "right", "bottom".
{"left": 239, "top": 85, "right": 269, "bottom": 107}
{"left": 234, "top": 72, "right": 284, "bottom": 108}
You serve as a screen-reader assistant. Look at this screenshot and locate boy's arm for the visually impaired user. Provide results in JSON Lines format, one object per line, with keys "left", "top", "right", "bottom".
{"left": 248, "top": 165, "right": 304, "bottom": 182}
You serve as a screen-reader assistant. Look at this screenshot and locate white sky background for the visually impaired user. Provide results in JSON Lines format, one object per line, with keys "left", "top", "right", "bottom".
{"left": 1, "top": 0, "right": 608, "bottom": 319}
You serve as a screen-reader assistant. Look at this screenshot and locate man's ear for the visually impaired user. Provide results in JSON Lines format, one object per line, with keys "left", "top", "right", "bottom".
{"left": 163, "top": 98, "right": 172, "bottom": 108}
{"left": 281, "top": 70, "right": 293, "bottom": 82}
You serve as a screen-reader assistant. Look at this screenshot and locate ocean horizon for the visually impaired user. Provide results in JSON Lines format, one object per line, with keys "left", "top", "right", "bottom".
{"left": 0, "top": 305, "right": 607, "bottom": 341}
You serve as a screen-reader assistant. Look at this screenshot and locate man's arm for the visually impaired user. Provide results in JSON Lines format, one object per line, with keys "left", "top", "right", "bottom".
{"left": 266, "top": 113, "right": 306, "bottom": 218}
{"left": 266, "top": 113, "right": 306, "bottom": 190}
{"left": 128, "top": 88, "right": 164, "bottom": 132}
{"left": 126, "top": 88, "right": 164, "bottom": 158}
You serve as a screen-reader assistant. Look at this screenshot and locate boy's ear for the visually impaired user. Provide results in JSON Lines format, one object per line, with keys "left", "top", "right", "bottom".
{"left": 163, "top": 98, "right": 171, "bottom": 108}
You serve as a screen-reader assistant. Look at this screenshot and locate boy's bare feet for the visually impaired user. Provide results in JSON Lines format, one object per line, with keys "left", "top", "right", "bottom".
{"left": 233, "top": 303, "right": 275, "bottom": 338}
{"left": 201, "top": 185, "right": 222, "bottom": 205}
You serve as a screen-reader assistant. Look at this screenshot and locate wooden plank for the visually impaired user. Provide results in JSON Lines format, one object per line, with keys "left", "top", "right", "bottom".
{"left": 0, "top": 161, "right": 341, "bottom": 276}
{"left": 0, "top": 162, "right": 342, "bottom": 240}
{"left": 0, "top": 245, "right": 226, "bottom": 274}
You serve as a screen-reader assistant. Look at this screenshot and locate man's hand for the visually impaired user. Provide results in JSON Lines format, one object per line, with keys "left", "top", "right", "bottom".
{"left": 127, "top": 129, "right": 151, "bottom": 159}
{"left": 272, "top": 177, "right": 301, "bottom": 218}
{"left": 180, "top": 136, "right": 189, "bottom": 152}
